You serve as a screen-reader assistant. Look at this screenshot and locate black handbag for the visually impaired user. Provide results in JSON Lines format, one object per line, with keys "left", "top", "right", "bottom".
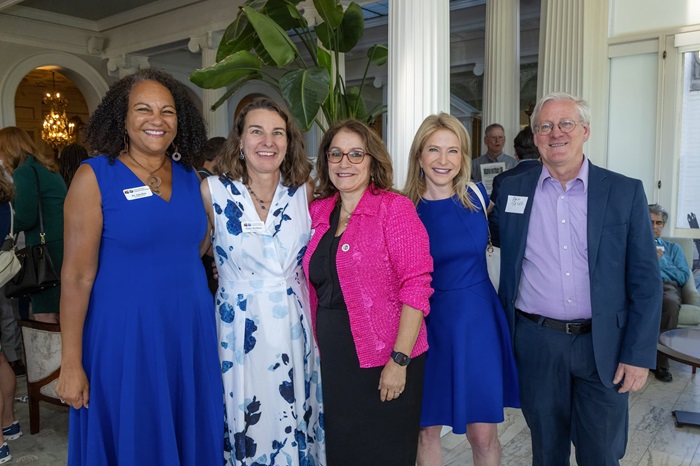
{"left": 4, "top": 166, "right": 60, "bottom": 299}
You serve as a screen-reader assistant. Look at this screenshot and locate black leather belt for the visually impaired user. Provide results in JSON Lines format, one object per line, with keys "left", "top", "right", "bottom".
{"left": 516, "top": 309, "right": 592, "bottom": 335}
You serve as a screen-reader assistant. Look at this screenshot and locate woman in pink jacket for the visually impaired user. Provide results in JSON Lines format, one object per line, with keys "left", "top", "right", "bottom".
{"left": 302, "top": 119, "right": 433, "bottom": 466}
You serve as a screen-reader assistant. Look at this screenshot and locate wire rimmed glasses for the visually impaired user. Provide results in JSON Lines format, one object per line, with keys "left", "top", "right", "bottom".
{"left": 534, "top": 119, "right": 583, "bottom": 135}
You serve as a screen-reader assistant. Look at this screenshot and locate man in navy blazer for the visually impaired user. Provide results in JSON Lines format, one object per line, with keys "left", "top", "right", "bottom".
{"left": 490, "top": 92, "right": 661, "bottom": 466}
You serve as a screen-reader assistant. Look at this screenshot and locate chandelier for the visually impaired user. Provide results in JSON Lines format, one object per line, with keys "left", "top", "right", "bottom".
{"left": 41, "top": 71, "right": 75, "bottom": 149}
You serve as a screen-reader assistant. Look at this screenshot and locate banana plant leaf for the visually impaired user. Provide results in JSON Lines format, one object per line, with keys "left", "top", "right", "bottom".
{"left": 264, "top": 0, "right": 308, "bottom": 31}
{"left": 313, "top": 0, "right": 343, "bottom": 29}
{"left": 190, "top": 50, "right": 262, "bottom": 89}
{"left": 279, "top": 67, "right": 330, "bottom": 131}
{"left": 243, "top": 6, "right": 298, "bottom": 67}
{"left": 367, "top": 44, "right": 388, "bottom": 66}
{"left": 336, "top": 2, "right": 364, "bottom": 53}
{"left": 217, "top": 11, "right": 256, "bottom": 62}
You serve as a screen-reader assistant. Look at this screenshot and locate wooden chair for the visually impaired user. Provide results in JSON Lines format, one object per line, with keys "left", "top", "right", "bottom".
{"left": 18, "top": 320, "right": 63, "bottom": 434}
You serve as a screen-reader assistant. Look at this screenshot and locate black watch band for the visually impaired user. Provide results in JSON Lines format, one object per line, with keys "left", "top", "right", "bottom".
{"left": 390, "top": 350, "right": 411, "bottom": 366}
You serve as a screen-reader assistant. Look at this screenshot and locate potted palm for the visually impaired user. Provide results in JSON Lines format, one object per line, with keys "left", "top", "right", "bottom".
{"left": 189, "top": 0, "right": 387, "bottom": 131}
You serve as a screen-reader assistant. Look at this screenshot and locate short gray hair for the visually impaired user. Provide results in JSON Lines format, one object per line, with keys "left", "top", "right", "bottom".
{"left": 530, "top": 92, "right": 591, "bottom": 131}
{"left": 649, "top": 204, "right": 668, "bottom": 224}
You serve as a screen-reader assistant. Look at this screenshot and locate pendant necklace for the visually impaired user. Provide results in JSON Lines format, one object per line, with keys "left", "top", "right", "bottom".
{"left": 340, "top": 206, "right": 353, "bottom": 227}
{"left": 245, "top": 183, "right": 271, "bottom": 210}
{"left": 125, "top": 152, "right": 167, "bottom": 195}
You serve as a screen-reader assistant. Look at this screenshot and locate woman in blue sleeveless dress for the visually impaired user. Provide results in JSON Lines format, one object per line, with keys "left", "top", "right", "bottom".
{"left": 404, "top": 114, "right": 519, "bottom": 466}
{"left": 56, "top": 69, "right": 222, "bottom": 466}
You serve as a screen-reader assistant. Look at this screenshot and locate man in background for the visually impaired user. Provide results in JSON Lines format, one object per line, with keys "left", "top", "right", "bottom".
{"left": 649, "top": 203, "right": 690, "bottom": 382}
{"left": 471, "top": 123, "right": 517, "bottom": 182}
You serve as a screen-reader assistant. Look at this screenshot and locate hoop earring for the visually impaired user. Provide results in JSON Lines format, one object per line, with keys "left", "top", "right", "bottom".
{"left": 239, "top": 149, "right": 245, "bottom": 161}
{"left": 170, "top": 144, "right": 182, "bottom": 162}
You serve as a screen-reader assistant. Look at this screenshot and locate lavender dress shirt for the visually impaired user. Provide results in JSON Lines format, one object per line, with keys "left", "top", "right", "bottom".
{"left": 515, "top": 159, "right": 592, "bottom": 320}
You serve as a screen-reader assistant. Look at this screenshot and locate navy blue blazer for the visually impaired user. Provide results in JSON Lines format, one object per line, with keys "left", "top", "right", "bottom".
{"left": 490, "top": 161, "right": 662, "bottom": 387}
{"left": 489, "top": 159, "right": 541, "bottom": 205}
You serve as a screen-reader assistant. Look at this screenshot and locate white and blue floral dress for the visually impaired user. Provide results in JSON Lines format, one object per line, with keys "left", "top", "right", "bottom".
{"left": 208, "top": 176, "right": 326, "bottom": 466}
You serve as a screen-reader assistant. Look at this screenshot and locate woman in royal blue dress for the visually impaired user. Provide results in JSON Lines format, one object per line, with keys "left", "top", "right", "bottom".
{"left": 404, "top": 113, "right": 519, "bottom": 466}
{"left": 55, "top": 69, "right": 222, "bottom": 466}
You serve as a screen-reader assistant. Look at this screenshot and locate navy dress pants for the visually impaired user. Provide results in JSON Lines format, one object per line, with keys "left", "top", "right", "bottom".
{"left": 514, "top": 314, "right": 629, "bottom": 466}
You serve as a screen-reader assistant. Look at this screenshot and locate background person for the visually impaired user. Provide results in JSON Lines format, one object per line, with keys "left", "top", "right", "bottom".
{"left": 58, "top": 143, "right": 90, "bottom": 188}
{"left": 470, "top": 123, "right": 517, "bottom": 182}
{"left": 404, "top": 113, "right": 519, "bottom": 466}
{"left": 0, "top": 127, "right": 66, "bottom": 324}
{"left": 490, "top": 92, "right": 662, "bottom": 465}
{"left": 197, "top": 136, "right": 225, "bottom": 178}
{"left": 55, "top": 69, "right": 222, "bottom": 466}
{"left": 489, "top": 126, "right": 540, "bottom": 208}
{"left": 648, "top": 203, "right": 690, "bottom": 383}
{"left": 200, "top": 97, "right": 325, "bottom": 466}
{"left": 303, "top": 119, "right": 433, "bottom": 466}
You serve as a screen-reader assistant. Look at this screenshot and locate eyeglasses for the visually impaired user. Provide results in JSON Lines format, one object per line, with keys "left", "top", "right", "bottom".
{"left": 325, "top": 150, "right": 370, "bottom": 164}
{"left": 487, "top": 136, "right": 505, "bottom": 141}
{"left": 534, "top": 119, "right": 583, "bottom": 135}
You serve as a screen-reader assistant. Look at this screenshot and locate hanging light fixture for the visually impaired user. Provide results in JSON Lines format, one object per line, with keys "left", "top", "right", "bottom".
{"left": 41, "top": 71, "right": 75, "bottom": 149}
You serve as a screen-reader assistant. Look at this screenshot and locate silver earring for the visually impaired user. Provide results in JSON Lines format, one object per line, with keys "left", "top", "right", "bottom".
{"left": 239, "top": 149, "right": 245, "bottom": 160}
{"left": 170, "top": 145, "right": 182, "bottom": 162}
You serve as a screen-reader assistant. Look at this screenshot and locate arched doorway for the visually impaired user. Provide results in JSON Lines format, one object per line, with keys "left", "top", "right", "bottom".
{"left": 0, "top": 51, "right": 108, "bottom": 128}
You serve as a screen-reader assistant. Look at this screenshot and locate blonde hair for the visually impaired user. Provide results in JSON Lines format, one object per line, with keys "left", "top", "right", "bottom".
{"left": 0, "top": 127, "right": 58, "bottom": 172}
{"left": 404, "top": 113, "right": 475, "bottom": 210}
{"left": 314, "top": 119, "right": 394, "bottom": 199}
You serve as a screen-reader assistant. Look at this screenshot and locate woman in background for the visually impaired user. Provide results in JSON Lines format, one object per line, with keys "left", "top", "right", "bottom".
{"left": 405, "top": 113, "right": 519, "bottom": 466}
{"left": 55, "top": 69, "right": 222, "bottom": 466}
{"left": 303, "top": 119, "right": 433, "bottom": 466}
{"left": 0, "top": 127, "right": 66, "bottom": 323}
{"left": 58, "top": 143, "right": 89, "bottom": 188}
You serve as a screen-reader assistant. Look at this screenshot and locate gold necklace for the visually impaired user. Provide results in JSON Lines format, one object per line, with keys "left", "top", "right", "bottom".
{"left": 124, "top": 152, "right": 167, "bottom": 195}
{"left": 245, "top": 183, "right": 271, "bottom": 210}
{"left": 340, "top": 206, "right": 353, "bottom": 227}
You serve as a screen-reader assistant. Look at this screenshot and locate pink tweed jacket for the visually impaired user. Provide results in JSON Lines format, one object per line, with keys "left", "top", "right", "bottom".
{"left": 302, "top": 187, "right": 433, "bottom": 368}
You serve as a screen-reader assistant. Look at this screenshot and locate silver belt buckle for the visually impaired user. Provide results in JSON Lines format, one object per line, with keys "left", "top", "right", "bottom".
{"left": 565, "top": 322, "right": 574, "bottom": 334}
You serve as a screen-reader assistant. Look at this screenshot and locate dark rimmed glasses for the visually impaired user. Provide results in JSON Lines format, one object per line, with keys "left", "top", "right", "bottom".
{"left": 534, "top": 119, "right": 583, "bottom": 135}
{"left": 325, "top": 149, "right": 370, "bottom": 164}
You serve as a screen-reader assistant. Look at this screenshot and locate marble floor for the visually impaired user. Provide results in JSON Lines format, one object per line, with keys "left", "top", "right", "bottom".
{"left": 6, "top": 360, "right": 700, "bottom": 465}
{"left": 441, "top": 360, "right": 700, "bottom": 465}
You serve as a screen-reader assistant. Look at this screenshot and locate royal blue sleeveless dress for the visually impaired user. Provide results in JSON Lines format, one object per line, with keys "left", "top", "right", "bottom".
{"left": 417, "top": 185, "right": 519, "bottom": 434}
{"left": 67, "top": 156, "right": 223, "bottom": 466}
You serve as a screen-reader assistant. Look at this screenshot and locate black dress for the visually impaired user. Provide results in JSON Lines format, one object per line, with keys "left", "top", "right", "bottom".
{"left": 309, "top": 206, "right": 425, "bottom": 466}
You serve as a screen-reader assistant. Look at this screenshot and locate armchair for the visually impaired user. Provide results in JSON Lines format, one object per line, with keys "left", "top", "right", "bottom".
{"left": 661, "top": 236, "right": 700, "bottom": 326}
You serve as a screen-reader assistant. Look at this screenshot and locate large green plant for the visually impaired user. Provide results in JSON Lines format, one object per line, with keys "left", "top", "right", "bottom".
{"left": 190, "top": 0, "right": 388, "bottom": 131}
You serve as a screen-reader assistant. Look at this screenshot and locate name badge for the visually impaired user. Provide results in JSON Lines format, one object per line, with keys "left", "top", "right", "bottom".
{"left": 123, "top": 186, "right": 153, "bottom": 200}
{"left": 505, "top": 195, "right": 528, "bottom": 214}
{"left": 242, "top": 221, "right": 265, "bottom": 233}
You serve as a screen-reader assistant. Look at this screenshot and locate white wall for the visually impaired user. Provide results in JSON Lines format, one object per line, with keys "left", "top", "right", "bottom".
{"left": 610, "top": 0, "right": 700, "bottom": 37}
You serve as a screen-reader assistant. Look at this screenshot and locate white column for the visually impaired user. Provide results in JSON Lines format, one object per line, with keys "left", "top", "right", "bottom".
{"left": 189, "top": 32, "right": 229, "bottom": 138}
{"left": 482, "top": 0, "right": 520, "bottom": 155}
{"left": 537, "top": 0, "right": 609, "bottom": 166}
{"left": 387, "top": 0, "right": 450, "bottom": 189}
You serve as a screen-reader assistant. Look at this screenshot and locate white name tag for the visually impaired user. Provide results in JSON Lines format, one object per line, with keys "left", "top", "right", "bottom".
{"left": 123, "top": 186, "right": 153, "bottom": 200}
{"left": 242, "top": 221, "right": 265, "bottom": 233}
{"left": 505, "top": 195, "right": 528, "bottom": 214}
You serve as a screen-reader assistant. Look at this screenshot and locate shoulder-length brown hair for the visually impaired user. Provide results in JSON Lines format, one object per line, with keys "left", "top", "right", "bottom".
{"left": 315, "top": 119, "right": 394, "bottom": 199}
{"left": 404, "top": 113, "right": 475, "bottom": 210}
{"left": 218, "top": 97, "right": 311, "bottom": 187}
{"left": 0, "top": 127, "right": 58, "bottom": 173}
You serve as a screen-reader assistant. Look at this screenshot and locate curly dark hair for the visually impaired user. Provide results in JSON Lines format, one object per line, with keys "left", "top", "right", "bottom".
{"left": 84, "top": 69, "right": 206, "bottom": 170}
{"left": 218, "top": 97, "right": 310, "bottom": 187}
{"left": 315, "top": 119, "right": 393, "bottom": 199}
